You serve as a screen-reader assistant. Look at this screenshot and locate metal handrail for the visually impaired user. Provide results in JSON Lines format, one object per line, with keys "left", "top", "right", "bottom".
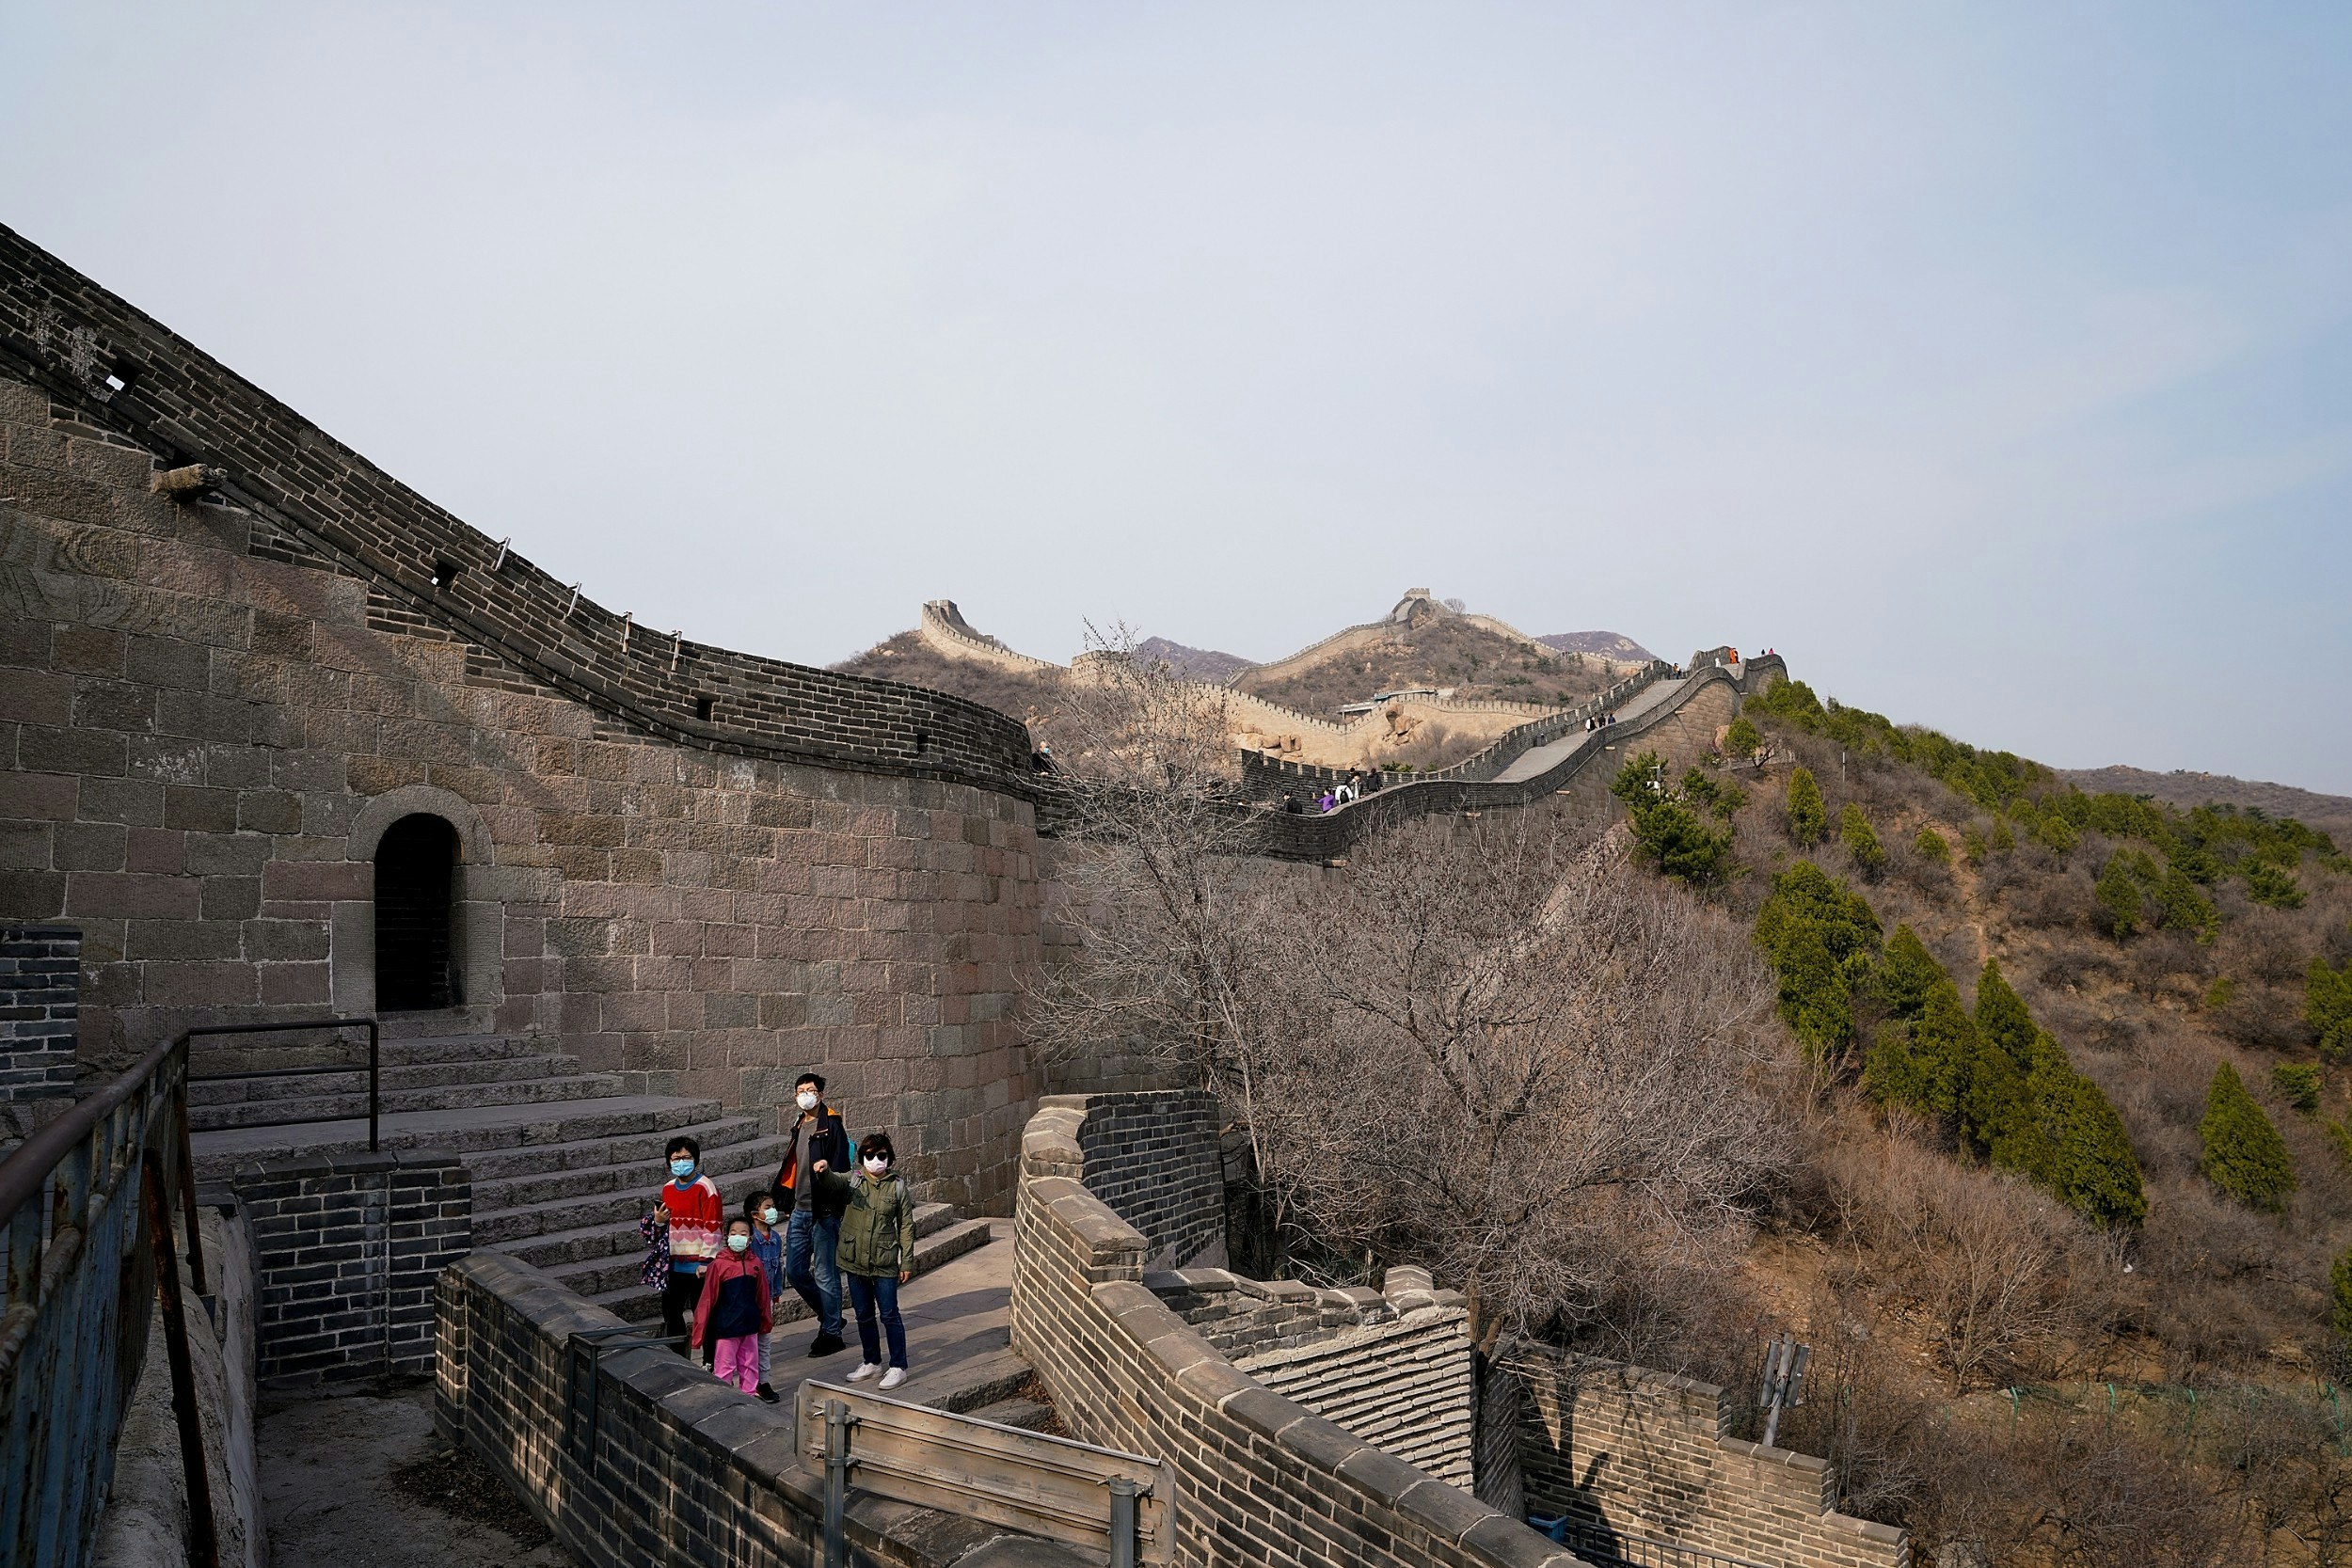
{"left": 0, "top": 1032, "right": 219, "bottom": 1568}
{"left": 183, "top": 1017, "right": 382, "bottom": 1152}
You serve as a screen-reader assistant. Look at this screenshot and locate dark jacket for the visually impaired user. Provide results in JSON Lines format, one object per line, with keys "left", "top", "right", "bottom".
{"left": 815, "top": 1169, "right": 918, "bottom": 1277}
{"left": 774, "top": 1103, "right": 851, "bottom": 1217}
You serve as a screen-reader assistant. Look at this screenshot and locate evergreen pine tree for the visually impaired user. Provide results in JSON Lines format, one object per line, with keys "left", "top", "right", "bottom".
{"left": 1840, "top": 803, "right": 1885, "bottom": 878}
{"left": 2309, "top": 956, "right": 2352, "bottom": 1061}
{"left": 2274, "top": 1063, "right": 2323, "bottom": 1113}
{"left": 2094, "top": 853, "right": 2146, "bottom": 939}
{"left": 1876, "top": 925, "right": 1946, "bottom": 1025}
{"left": 1755, "top": 861, "right": 1882, "bottom": 1064}
{"left": 2153, "top": 866, "right": 2218, "bottom": 942}
{"left": 1965, "top": 960, "right": 2037, "bottom": 1154}
{"left": 1724, "top": 716, "right": 1762, "bottom": 760}
{"left": 2037, "top": 1047, "right": 2148, "bottom": 1229}
{"left": 2199, "top": 1062, "right": 2298, "bottom": 1212}
{"left": 1786, "top": 768, "right": 1828, "bottom": 846}
{"left": 1867, "top": 977, "right": 1978, "bottom": 1121}
{"left": 1913, "top": 826, "right": 1951, "bottom": 865}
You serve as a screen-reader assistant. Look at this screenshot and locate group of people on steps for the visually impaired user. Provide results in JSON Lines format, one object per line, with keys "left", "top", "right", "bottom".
{"left": 640, "top": 1071, "right": 917, "bottom": 1402}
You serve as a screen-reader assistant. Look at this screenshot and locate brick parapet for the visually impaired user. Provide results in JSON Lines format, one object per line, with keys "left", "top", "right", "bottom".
{"left": 434, "top": 1249, "right": 1075, "bottom": 1568}
{"left": 0, "top": 923, "right": 78, "bottom": 1100}
{"left": 232, "top": 1148, "right": 471, "bottom": 1386}
{"left": 1010, "top": 1095, "right": 1572, "bottom": 1568}
{"left": 1502, "top": 1341, "right": 1909, "bottom": 1568}
{"left": 0, "top": 224, "right": 1041, "bottom": 803}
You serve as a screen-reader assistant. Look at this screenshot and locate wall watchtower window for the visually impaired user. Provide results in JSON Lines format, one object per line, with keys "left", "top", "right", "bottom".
{"left": 374, "top": 814, "right": 460, "bottom": 1009}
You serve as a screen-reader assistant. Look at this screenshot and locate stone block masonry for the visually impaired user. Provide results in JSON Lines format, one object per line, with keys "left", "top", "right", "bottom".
{"left": 0, "top": 924, "right": 77, "bottom": 1100}
{"left": 0, "top": 225, "right": 1048, "bottom": 1211}
{"left": 1011, "top": 1093, "right": 1579, "bottom": 1568}
{"left": 231, "top": 1149, "right": 470, "bottom": 1386}
{"left": 1501, "top": 1341, "right": 1909, "bottom": 1568}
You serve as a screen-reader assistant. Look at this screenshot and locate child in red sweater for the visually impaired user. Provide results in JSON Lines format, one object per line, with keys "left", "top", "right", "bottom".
{"left": 691, "top": 1218, "right": 776, "bottom": 1394}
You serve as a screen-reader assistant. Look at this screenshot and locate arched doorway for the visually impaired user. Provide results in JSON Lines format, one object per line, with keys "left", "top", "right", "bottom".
{"left": 373, "top": 814, "right": 460, "bottom": 1010}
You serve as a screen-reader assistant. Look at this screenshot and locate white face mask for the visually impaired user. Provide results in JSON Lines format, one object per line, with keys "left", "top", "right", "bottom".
{"left": 796, "top": 1091, "right": 818, "bottom": 1112}
{"left": 760, "top": 1208, "right": 778, "bottom": 1226}
{"left": 863, "top": 1157, "right": 890, "bottom": 1176}
{"left": 726, "top": 1233, "right": 750, "bottom": 1253}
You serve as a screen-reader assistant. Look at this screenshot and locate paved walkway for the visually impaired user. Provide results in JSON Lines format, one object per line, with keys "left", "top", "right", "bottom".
{"left": 782, "top": 1219, "right": 1024, "bottom": 1414}
{"left": 1490, "top": 677, "right": 1687, "bottom": 784}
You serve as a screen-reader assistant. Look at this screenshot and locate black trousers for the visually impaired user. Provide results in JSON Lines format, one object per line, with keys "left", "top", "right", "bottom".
{"left": 661, "top": 1270, "right": 710, "bottom": 1363}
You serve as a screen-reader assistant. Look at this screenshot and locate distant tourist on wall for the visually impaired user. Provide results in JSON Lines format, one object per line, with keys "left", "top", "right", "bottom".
{"left": 1030, "top": 744, "right": 1055, "bottom": 772}
{"left": 691, "top": 1217, "right": 776, "bottom": 1395}
{"left": 1282, "top": 792, "right": 1303, "bottom": 815}
{"left": 742, "top": 1190, "right": 788, "bottom": 1402}
{"left": 774, "top": 1073, "right": 850, "bottom": 1357}
{"left": 644, "top": 1135, "right": 723, "bottom": 1363}
{"left": 814, "top": 1131, "right": 918, "bottom": 1391}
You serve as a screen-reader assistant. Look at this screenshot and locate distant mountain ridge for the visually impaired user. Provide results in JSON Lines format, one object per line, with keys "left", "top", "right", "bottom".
{"left": 1133, "top": 636, "right": 1252, "bottom": 684}
{"left": 2058, "top": 766, "right": 2352, "bottom": 846}
{"left": 1536, "top": 630, "right": 1656, "bottom": 662}
{"left": 1135, "top": 628, "right": 1656, "bottom": 681}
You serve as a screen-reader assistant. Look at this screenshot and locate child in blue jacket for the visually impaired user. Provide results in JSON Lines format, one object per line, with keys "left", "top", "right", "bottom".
{"left": 742, "top": 1189, "right": 788, "bottom": 1402}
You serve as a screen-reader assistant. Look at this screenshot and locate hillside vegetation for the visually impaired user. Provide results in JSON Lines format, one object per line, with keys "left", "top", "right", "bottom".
{"left": 1235, "top": 616, "right": 1613, "bottom": 715}
{"left": 1606, "top": 677, "right": 2352, "bottom": 1561}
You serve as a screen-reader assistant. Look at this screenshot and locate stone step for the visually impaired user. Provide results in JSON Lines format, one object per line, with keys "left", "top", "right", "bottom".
{"left": 894, "top": 1343, "right": 1033, "bottom": 1416}
{"left": 474, "top": 1139, "right": 799, "bottom": 1244}
{"left": 575, "top": 1215, "right": 993, "bottom": 1323}
{"left": 189, "top": 1034, "right": 550, "bottom": 1073}
{"left": 962, "top": 1395, "right": 1058, "bottom": 1433}
{"left": 187, "top": 1072, "right": 628, "bottom": 1132}
{"left": 191, "top": 1094, "right": 727, "bottom": 1179}
{"left": 471, "top": 1131, "right": 792, "bottom": 1212}
{"left": 189, "top": 1053, "right": 588, "bottom": 1105}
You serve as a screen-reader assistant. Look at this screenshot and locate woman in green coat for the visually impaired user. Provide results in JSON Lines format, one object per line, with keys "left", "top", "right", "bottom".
{"left": 813, "top": 1131, "right": 916, "bottom": 1389}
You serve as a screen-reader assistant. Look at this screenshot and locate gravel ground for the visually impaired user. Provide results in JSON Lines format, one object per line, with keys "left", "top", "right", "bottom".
{"left": 257, "top": 1380, "right": 574, "bottom": 1568}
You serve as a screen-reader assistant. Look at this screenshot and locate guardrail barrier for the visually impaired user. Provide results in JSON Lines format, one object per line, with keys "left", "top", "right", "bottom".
{"left": 800, "top": 1379, "right": 1174, "bottom": 1568}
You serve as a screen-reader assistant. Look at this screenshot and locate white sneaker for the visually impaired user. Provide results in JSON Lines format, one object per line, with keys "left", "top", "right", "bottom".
{"left": 879, "top": 1367, "right": 908, "bottom": 1391}
{"left": 846, "top": 1362, "right": 880, "bottom": 1383}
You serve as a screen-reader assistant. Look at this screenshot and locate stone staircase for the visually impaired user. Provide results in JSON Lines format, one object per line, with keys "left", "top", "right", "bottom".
{"left": 187, "top": 1031, "right": 994, "bottom": 1329}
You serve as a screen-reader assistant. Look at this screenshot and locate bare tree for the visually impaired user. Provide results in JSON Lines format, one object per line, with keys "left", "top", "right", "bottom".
{"left": 1247, "top": 819, "right": 1790, "bottom": 1348}
{"left": 1024, "top": 624, "right": 1303, "bottom": 1234}
{"left": 1031, "top": 636, "right": 1796, "bottom": 1348}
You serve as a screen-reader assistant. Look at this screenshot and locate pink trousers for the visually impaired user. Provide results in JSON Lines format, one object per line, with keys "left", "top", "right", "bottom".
{"left": 712, "top": 1335, "right": 760, "bottom": 1393}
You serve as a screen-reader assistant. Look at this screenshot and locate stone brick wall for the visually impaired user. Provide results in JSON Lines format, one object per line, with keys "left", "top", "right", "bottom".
{"left": 1010, "top": 1096, "right": 1579, "bottom": 1568}
{"left": 1142, "top": 1265, "right": 1475, "bottom": 1487}
{"left": 1052, "top": 1089, "right": 1224, "bottom": 1269}
{"left": 0, "top": 923, "right": 77, "bottom": 1099}
{"left": 0, "top": 227, "right": 1048, "bottom": 1210}
{"left": 1501, "top": 1341, "right": 1910, "bottom": 1568}
{"left": 230, "top": 1149, "right": 470, "bottom": 1386}
{"left": 435, "top": 1249, "right": 1079, "bottom": 1568}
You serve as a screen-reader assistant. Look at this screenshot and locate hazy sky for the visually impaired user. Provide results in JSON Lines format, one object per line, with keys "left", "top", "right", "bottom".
{"left": 8, "top": 5, "right": 2349, "bottom": 791}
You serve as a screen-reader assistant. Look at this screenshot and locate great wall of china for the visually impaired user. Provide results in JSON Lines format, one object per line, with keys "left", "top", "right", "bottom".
{"left": 914, "top": 591, "right": 1648, "bottom": 773}
{"left": 0, "top": 224, "right": 1897, "bottom": 1567}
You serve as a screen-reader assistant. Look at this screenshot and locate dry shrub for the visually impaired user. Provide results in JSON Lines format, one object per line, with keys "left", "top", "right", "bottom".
{"left": 1820, "top": 1125, "right": 2085, "bottom": 1391}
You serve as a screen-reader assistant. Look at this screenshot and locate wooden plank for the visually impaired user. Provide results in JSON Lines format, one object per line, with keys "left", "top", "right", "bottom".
{"left": 800, "top": 1381, "right": 1176, "bottom": 1565}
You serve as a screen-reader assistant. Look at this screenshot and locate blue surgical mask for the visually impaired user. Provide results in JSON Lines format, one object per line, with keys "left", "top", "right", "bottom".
{"left": 669, "top": 1158, "right": 695, "bottom": 1179}
{"left": 726, "top": 1233, "right": 750, "bottom": 1253}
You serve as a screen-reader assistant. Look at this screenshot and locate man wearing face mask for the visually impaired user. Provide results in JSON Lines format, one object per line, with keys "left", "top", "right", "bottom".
{"left": 773, "top": 1071, "right": 850, "bottom": 1356}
